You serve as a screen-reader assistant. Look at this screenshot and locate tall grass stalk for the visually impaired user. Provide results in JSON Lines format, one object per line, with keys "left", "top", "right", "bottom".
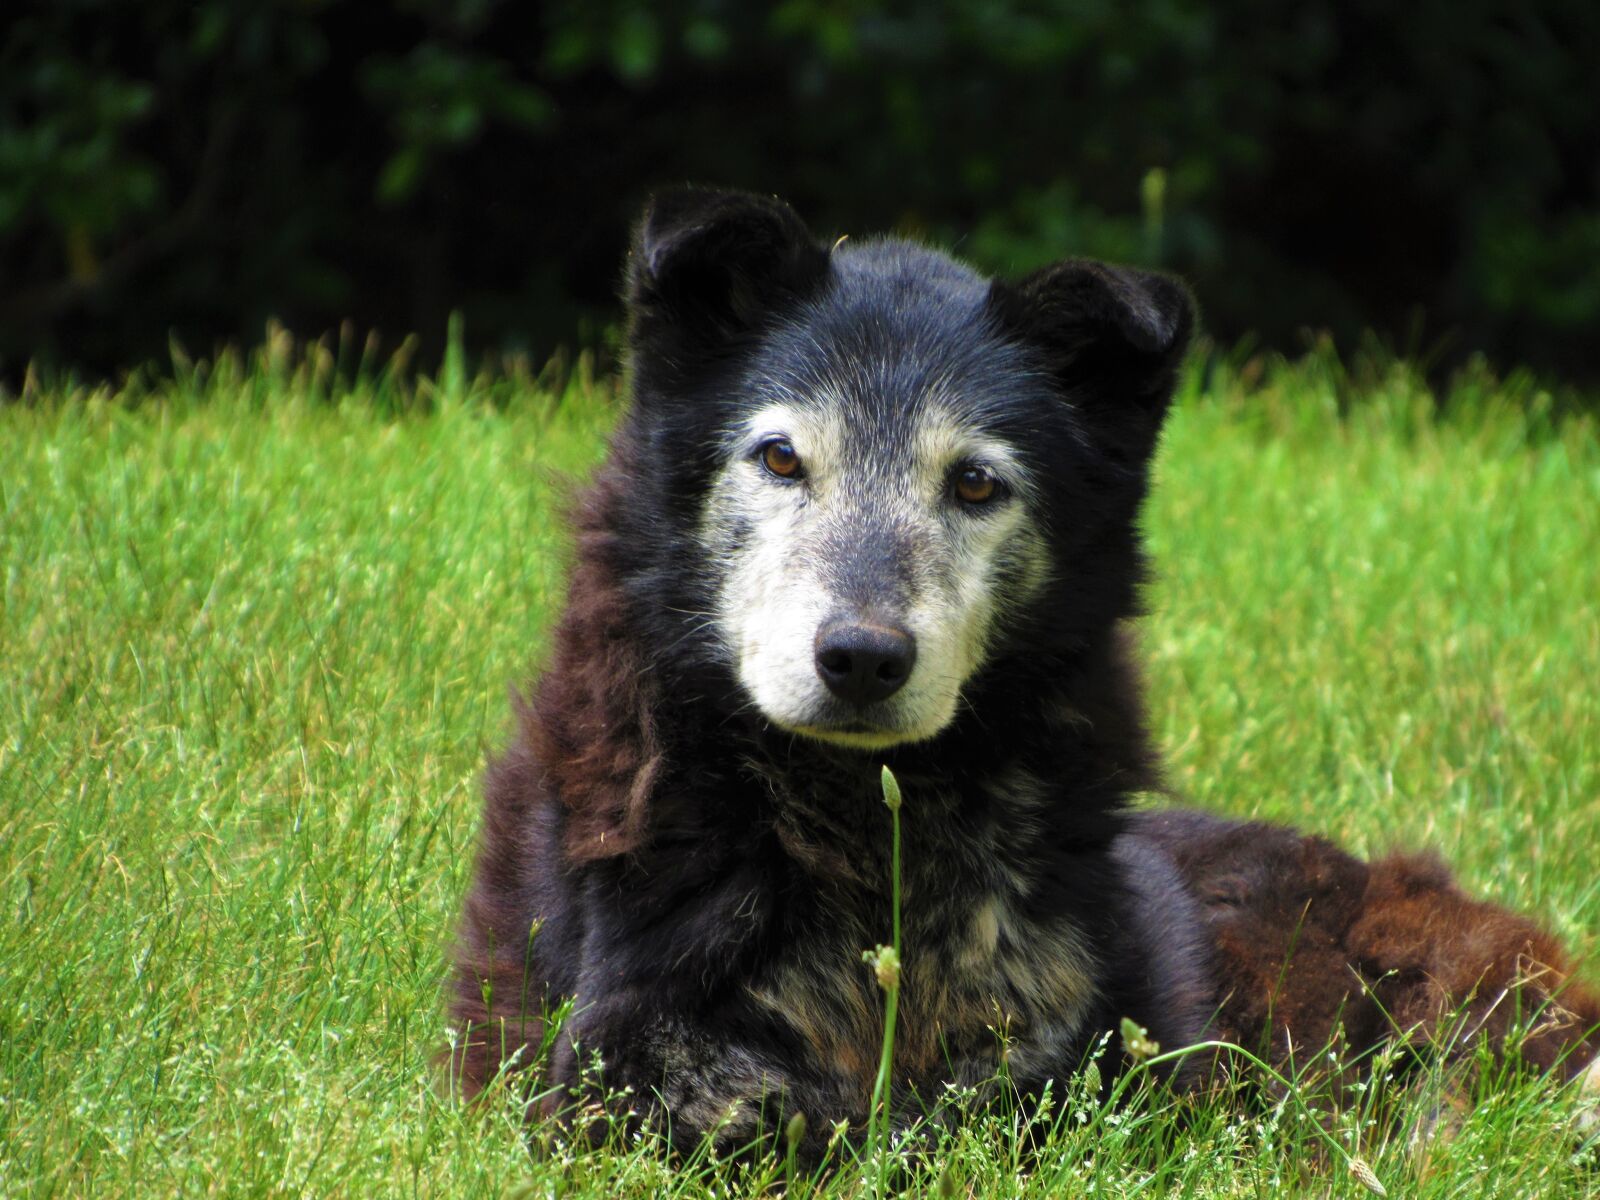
{"left": 861, "top": 765, "right": 905, "bottom": 1196}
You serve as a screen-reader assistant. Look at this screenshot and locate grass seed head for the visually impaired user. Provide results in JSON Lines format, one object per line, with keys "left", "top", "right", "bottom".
{"left": 1349, "top": 1156, "right": 1387, "bottom": 1196}
{"left": 785, "top": 1110, "right": 807, "bottom": 1153}
{"left": 880, "top": 764, "right": 902, "bottom": 812}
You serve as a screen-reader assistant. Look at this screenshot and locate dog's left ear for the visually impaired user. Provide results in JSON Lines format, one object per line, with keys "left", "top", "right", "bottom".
{"left": 987, "top": 260, "right": 1195, "bottom": 458}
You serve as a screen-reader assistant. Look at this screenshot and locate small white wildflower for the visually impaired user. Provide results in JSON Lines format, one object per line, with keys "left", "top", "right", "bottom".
{"left": 1119, "top": 1017, "right": 1159, "bottom": 1064}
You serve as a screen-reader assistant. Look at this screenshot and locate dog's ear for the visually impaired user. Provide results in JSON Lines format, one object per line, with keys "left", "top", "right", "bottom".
{"left": 987, "top": 259, "right": 1195, "bottom": 458}
{"left": 627, "top": 188, "right": 830, "bottom": 356}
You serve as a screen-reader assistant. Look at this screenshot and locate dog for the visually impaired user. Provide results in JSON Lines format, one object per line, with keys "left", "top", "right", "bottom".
{"left": 449, "top": 187, "right": 1600, "bottom": 1161}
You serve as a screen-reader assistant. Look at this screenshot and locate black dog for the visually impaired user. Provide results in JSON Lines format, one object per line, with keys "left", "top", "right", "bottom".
{"left": 450, "top": 188, "right": 1600, "bottom": 1160}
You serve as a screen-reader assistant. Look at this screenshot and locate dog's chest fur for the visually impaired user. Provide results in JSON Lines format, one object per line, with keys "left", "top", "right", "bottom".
{"left": 744, "top": 758, "right": 1102, "bottom": 1097}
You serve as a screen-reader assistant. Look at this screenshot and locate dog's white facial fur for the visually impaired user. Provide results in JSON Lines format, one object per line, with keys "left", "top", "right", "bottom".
{"left": 700, "top": 393, "right": 1049, "bottom": 748}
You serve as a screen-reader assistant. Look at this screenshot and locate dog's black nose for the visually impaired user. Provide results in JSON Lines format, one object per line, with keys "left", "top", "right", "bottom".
{"left": 814, "top": 622, "right": 917, "bottom": 705}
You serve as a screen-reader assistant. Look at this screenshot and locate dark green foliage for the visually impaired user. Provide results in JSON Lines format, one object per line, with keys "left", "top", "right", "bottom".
{"left": 3, "top": 0, "right": 1597, "bottom": 380}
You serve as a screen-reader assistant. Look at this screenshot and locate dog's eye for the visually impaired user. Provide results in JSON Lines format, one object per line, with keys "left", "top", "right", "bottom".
{"left": 759, "top": 438, "right": 803, "bottom": 479}
{"left": 953, "top": 464, "right": 1002, "bottom": 506}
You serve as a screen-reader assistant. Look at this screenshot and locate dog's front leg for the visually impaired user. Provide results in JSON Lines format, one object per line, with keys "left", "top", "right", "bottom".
{"left": 548, "top": 993, "right": 859, "bottom": 1162}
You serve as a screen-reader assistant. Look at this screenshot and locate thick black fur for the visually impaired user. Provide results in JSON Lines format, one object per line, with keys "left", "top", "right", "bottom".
{"left": 449, "top": 188, "right": 1599, "bottom": 1162}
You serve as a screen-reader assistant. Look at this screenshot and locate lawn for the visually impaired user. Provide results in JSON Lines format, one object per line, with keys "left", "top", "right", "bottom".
{"left": 2, "top": 341, "right": 1598, "bottom": 1197}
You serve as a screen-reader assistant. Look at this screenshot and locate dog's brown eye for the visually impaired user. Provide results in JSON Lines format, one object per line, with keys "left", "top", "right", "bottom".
{"left": 760, "top": 438, "right": 802, "bottom": 478}
{"left": 954, "top": 464, "right": 1000, "bottom": 505}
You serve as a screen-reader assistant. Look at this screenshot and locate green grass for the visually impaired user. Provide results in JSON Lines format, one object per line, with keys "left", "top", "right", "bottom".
{"left": 3, "top": 342, "right": 1599, "bottom": 1197}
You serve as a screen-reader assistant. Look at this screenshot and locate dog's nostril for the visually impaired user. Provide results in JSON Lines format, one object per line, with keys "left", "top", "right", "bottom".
{"left": 818, "top": 648, "right": 853, "bottom": 677}
{"left": 813, "top": 621, "right": 917, "bottom": 706}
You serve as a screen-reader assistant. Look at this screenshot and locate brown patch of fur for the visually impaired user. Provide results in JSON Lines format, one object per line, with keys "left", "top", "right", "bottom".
{"left": 523, "top": 468, "right": 665, "bottom": 864}
{"left": 745, "top": 967, "right": 880, "bottom": 1093}
{"left": 1141, "top": 812, "right": 1600, "bottom": 1091}
{"left": 1348, "top": 852, "right": 1600, "bottom": 1077}
{"left": 448, "top": 468, "right": 663, "bottom": 1101}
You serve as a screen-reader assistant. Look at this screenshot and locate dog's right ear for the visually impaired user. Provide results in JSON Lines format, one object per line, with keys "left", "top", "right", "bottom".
{"left": 626, "top": 188, "right": 830, "bottom": 355}
{"left": 987, "top": 259, "right": 1195, "bottom": 463}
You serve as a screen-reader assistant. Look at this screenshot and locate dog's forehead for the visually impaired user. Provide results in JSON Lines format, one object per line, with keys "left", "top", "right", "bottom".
{"left": 745, "top": 240, "right": 1040, "bottom": 440}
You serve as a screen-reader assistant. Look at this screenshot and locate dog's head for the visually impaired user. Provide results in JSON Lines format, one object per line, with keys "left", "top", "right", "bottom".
{"left": 621, "top": 188, "right": 1193, "bottom": 750}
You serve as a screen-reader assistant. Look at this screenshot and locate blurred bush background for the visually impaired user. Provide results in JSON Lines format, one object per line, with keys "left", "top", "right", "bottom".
{"left": 3, "top": 0, "right": 1596, "bottom": 381}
